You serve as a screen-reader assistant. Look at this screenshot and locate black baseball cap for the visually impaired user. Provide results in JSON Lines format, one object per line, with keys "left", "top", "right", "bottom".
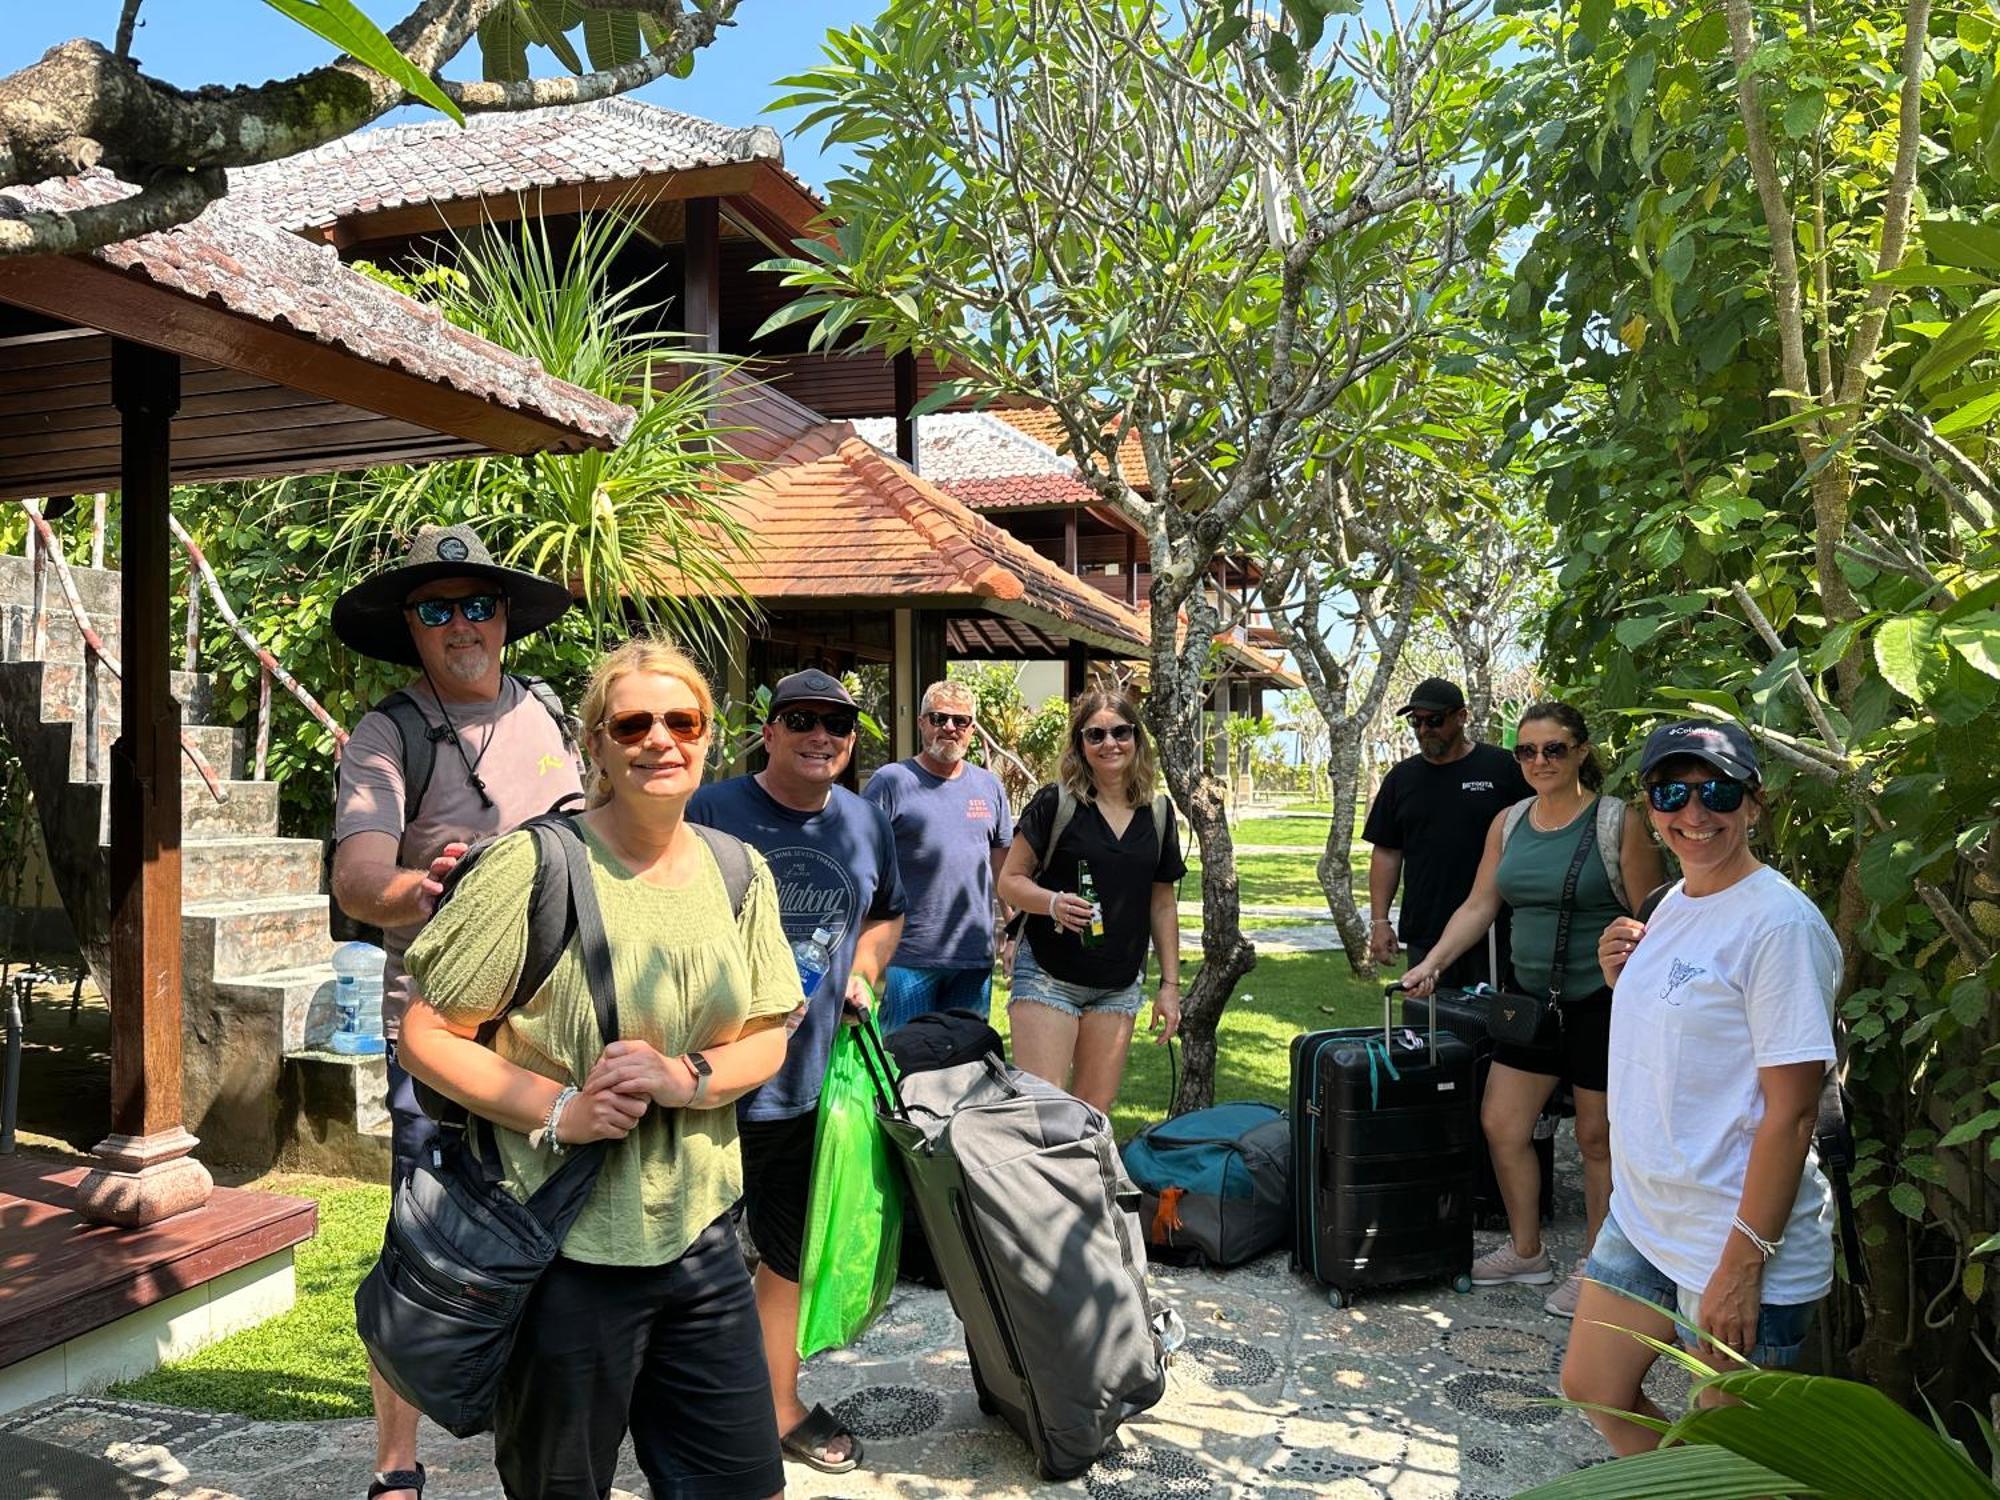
{"left": 1397, "top": 678, "right": 1466, "bottom": 717}
{"left": 767, "top": 668, "right": 858, "bottom": 719}
{"left": 1638, "top": 719, "right": 1761, "bottom": 783}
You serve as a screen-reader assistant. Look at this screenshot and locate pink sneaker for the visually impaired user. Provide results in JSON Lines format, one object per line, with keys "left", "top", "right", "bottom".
{"left": 1470, "top": 1240, "right": 1554, "bottom": 1287}
{"left": 1544, "top": 1260, "right": 1587, "bottom": 1318}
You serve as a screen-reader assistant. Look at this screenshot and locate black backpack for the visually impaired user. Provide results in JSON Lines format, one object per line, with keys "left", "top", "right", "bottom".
{"left": 376, "top": 673, "right": 578, "bottom": 825}
{"left": 412, "top": 810, "right": 754, "bottom": 1126}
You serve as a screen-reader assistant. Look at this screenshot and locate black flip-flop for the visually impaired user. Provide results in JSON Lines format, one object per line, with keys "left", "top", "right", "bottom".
{"left": 781, "top": 1403, "right": 863, "bottom": 1474}
{"left": 368, "top": 1464, "right": 425, "bottom": 1499}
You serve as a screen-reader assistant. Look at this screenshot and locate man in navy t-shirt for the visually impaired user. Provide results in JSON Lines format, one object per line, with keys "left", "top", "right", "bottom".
{"left": 862, "top": 678, "right": 1013, "bottom": 1030}
{"left": 687, "top": 667, "right": 903, "bottom": 1475}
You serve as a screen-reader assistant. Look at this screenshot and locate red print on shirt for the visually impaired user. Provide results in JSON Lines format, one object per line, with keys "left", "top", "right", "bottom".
{"left": 966, "top": 798, "right": 992, "bottom": 820}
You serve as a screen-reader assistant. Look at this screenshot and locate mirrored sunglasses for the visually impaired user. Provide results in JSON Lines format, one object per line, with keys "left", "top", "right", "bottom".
{"left": 407, "top": 593, "right": 501, "bottom": 627}
{"left": 925, "top": 711, "right": 974, "bottom": 730}
{"left": 1647, "top": 778, "right": 1748, "bottom": 814}
{"left": 1513, "top": 740, "right": 1575, "bottom": 764}
{"left": 599, "top": 709, "right": 708, "bottom": 746}
{"left": 777, "top": 708, "right": 857, "bottom": 738}
{"left": 1083, "top": 723, "right": 1137, "bottom": 746}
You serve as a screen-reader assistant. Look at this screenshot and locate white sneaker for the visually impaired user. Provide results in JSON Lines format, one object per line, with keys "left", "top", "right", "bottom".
{"left": 1544, "top": 1260, "right": 1586, "bottom": 1318}
{"left": 1470, "top": 1240, "right": 1554, "bottom": 1287}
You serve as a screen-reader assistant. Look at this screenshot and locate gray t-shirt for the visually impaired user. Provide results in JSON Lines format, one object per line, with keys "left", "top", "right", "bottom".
{"left": 862, "top": 758, "right": 1012, "bottom": 969}
{"left": 332, "top": 676, "right": 582, "bottom": 1034}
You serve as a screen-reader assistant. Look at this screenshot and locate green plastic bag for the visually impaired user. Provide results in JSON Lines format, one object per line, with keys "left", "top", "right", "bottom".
{"left": 796, "top": 991, "right": 903, "bottom": 1359}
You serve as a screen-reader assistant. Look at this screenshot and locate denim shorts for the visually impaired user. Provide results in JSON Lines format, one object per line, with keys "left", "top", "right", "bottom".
{"left": 1008, "top": 943, "right": 1145, "bottom": 1019}
{"left": 1585, "top": 1211, "right": 1815, "bottom": 1367}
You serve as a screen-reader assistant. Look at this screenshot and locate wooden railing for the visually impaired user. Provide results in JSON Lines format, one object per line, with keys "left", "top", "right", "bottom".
{"left": 19, "top": 499, "right": 350, "bottom": 799}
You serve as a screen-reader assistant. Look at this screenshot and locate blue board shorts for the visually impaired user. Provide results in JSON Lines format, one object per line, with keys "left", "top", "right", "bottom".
{"left": 1585, "top": 1211, "right": 1816, "bottom": 1367}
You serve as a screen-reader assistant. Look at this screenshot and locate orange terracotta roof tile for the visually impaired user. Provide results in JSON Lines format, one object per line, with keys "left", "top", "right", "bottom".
{"left": 668, "top": 422, "right": 1148, "bottom": 655}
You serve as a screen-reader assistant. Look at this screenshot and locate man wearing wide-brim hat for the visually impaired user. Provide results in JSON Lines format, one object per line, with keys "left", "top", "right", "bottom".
{"left": 328, "top": 523, "right": 581, "bottom": 1500}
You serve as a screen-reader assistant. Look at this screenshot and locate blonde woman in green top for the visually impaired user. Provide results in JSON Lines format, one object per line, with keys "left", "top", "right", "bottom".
{"left": 400, "top": 637, "right": 799, "bottom": 1500}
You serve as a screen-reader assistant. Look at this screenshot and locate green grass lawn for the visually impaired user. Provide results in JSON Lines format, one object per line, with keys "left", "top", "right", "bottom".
{"left": 115, "top": 1176, "right": 389, "bottom": 1420}
{"left": 1184, "top": 848, "right": 1368, "bottom": 909}
{"left": 1230, "top": 814, "right": 1338, "bottom": 847}
{"left": 116, "top": 946, "right": 1387, "bottom": 1422}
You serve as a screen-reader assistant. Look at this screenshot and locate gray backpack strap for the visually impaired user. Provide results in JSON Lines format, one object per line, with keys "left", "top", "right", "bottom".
{"left": 1499, "top": 796, "right": 1535, "bottom": 852}
{"left": 1596, "top": 796, "right": 1631, "bottom": 913}
{"left": 376, "top": 690, "right": 443, "bottom": 828}
{"left": 1042, "top": 785, "right": 1078, "bottom": 865}
{"left": 689, "top": 823, "right": 753, "bottom": 918}
{"left": 513, "top": 672, "right": 580, "bottom": 752}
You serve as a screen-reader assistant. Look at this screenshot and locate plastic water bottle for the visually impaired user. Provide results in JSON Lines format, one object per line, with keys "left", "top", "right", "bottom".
{"left": 329, "top": 941, "right": 387, "bottom": 1055}
{"left": 792, "top": 925, "right": 835, "bottom": 1000}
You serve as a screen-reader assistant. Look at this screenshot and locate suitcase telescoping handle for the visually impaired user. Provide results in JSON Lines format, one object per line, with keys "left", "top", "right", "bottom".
{"left": 1382, "top": 982, "right": 1438, "bottom": 1067}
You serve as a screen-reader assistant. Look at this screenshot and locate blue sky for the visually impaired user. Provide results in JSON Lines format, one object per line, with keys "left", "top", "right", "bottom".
{"left": 0, "top": 2, "right": 880, "bottom": 192}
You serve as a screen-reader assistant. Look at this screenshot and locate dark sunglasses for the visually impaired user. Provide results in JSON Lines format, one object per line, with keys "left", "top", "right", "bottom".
{"left": 599, "top": 709, "right": 708, "bottom": 746}
{"left": 925, "top": 711, "right": 974, "bottom": 730}
{"left": 1082, "top": 723, "right": 1137, "bottom": 746}
{"left": 1408, "top": 711, "right": 1450, "bottom": 730}
{"left": 1647, "top": 778, "right": 1748, "bottom": 814}
{"left": 777, "top": 708, "right": 857, "bottom": 738}
{"left": 1513, "top": 740, "right": 1575, "bottom": 764}
{"left": 407, "top": 593, "right": 501, "bottom": 627}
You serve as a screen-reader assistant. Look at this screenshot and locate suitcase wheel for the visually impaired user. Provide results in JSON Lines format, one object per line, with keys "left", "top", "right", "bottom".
{"left": 1326, "top": 1287, "right": 1346, "bottom": 1310}
{"left": 1452, "top": 1274, "right": 1473, "bottom": 1295}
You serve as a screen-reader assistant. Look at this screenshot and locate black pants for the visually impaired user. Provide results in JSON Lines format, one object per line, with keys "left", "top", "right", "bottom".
{"left": 494, "top": 1212, "right": 785, "bottom": 1500}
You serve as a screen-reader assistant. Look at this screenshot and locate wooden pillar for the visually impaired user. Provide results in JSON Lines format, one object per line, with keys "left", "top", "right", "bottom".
{"left": 893, "top": 608, "right": 916, "bottom": 760}
{"left": 893, "top": 350, "right": 918, "bottom": 472}
{"left": 77, "top": 340, "right": 211, "bottom": 1226}
{"left": 1064, "top": 507, "right": 1079, "bottom": 576}
{"left": 1065, "top": 639, "right": 1090, "bottom": 698}
{"left": 683, "top": 197, "right": 721, "bottom": 355}
{"left": 1124, "top": 529, "right": 1139, "bottom": 608}
{"left": 914, "top": 610, "right": 948, "bottom": 696}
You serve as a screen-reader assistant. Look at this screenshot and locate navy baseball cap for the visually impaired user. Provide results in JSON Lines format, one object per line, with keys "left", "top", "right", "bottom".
{"left": 767, "top": 668, "right": 857, "bottom": 718}
{"left": 1638, "top": 720, "right": 1760, "bottom": 783}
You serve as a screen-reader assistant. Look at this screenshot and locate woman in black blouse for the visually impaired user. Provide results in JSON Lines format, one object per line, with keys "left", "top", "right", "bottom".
{"left": 997, "top": 688, "right": 1186, "bottom": 1111}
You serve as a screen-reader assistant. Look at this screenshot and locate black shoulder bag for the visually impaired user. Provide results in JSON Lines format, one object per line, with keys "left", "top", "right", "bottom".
{"left": 355, "top": 814, "right": 619, "bottom": 1439}
{"left": 1485, "top": 810, "right": 1600, "bottom": 1048}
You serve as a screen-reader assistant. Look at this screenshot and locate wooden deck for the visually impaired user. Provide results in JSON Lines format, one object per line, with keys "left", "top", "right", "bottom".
{"left": 0, "top": 1152, "right": 316, "bottom": 1369}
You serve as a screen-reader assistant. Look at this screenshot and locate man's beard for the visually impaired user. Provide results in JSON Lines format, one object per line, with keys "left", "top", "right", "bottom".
{"left": 1419, "top": 731, "right": 1461, "bottom": 761}
{"left": 925, "top": 737, "right": 968, "bottom": 764}
{"left": 439, "top": 640, "right": 492, "bottom": 684}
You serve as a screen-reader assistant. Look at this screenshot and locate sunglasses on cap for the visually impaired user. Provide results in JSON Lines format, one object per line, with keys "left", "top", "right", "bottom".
{"left": 599, "top": 709, "right": 709, "bottom": 746}
{"left": 1647, "top": 778, "right": 1749, "bottom": 814}
{"left": 1513, "top": 740, "right": 1575, "bottom": 764}
{"left": 1082, "top": 723, "right": 1137, "bottom": 746}
{"left": 925, "top": 711, "right": 974, "bottom": 730}
{"left": 1408, "top": 711, "right": 1451, "bottom": 730}
{"left": 407, "top": 593, "right": 501, "bottom": 627}
{"left": 776, "top": 707, "right": 857, "bottom": 737}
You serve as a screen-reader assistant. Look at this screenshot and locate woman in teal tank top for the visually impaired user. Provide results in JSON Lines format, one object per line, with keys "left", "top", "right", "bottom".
{"left": 1399, "top": 703, "right": 1664, "bottom": 1320}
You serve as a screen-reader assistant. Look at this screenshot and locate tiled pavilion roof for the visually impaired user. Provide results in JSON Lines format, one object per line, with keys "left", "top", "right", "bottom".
{"left": 850, "top": 413, "right": 1102, "bottom": 510}
{"left": 230, "top": 98, "right": 789, "bottom": 234}
{"left": 676, "top": 418, "right": 1149, "bottom": 656}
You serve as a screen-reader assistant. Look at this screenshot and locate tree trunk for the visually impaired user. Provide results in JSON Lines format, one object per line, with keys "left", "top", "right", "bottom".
{"left": 1322, "top": 718, "right": 1372, "bottom": 976}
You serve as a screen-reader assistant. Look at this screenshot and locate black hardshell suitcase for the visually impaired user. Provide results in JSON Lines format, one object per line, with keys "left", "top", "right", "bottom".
{"left": 1403, "top": 987, "right": 1556, "bottom": 1229}
{"left": 1290, "top": 987, "right": 1477, "bottom": 1307}
{"left": 871, "top": 1050, "right": 1166, "bottom": 1481}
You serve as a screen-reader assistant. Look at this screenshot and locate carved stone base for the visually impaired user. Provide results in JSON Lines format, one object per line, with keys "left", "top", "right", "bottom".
{"left": 73, "top": 1128, "right": 214, "bottom": 1227}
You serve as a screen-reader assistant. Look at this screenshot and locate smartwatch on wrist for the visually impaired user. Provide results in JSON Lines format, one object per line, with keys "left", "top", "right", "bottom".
{"left": 684, "top": 1051, "right": 712, "bottom": 1106}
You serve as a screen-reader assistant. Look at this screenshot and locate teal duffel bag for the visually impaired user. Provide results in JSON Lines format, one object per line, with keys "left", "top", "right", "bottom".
{"left": 1121, "top": 1100, "right": 1291, "bottom": 1268}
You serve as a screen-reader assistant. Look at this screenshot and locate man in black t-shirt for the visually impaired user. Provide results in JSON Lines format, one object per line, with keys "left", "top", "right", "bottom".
{"left": 1362, "top": 677, "right": 1531, "bottom": 987}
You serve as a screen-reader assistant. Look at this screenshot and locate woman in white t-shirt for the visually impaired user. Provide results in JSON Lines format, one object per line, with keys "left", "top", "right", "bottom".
{"left": 1561, "top": 719, "right": 1839, "bottom": 1458}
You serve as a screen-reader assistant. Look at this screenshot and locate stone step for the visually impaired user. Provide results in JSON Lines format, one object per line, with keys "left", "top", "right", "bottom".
{"left": 214, "top": 962, "right": 337, "bottom": 1053}
{"left": 0, "top": 549, "right": 121, "bottom": 622}
{"left": 184, "top": 893, "right": 330, "bottom": 984}
{"left": 179, "top": 779, "right": 282, "bottom": 840}
{"left": 36, "top": 659, "right": 218, "bottom": 727}
{"left": 52, "top": 718, "right": 244, "bottom": 783}
{"left": 279, "top": 1049, "right": 393, "bottom": 1179}
{"left": 0, "top": 601, "right": 123, "bottom": 667}
{"left": 182, "top": 836, "right": 324, "bottom": 905}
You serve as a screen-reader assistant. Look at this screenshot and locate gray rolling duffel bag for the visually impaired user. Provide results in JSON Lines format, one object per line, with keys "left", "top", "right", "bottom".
{"left": 866, "top": 1044, "right": 1168, "bottom": 1481}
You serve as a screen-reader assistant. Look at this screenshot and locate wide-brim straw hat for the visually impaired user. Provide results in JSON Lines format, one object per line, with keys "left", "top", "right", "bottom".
{"left": 332, "top": 523, "right": 573, "bottom": 667}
